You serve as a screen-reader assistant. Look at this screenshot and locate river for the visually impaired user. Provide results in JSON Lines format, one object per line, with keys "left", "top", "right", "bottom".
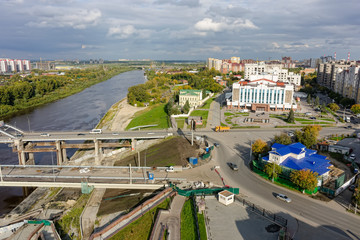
{"left": 0, "top": 70, "right": 146, "bottom": 215}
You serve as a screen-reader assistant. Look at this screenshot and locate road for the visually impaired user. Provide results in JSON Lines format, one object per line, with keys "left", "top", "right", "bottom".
{"left": 0, "top": 130, "right": 172, "bottom": 143}
{"left": 204, "top": 129, "right": 360, "bottom": 239}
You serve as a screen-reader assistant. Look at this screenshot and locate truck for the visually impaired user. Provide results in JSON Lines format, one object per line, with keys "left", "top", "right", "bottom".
{"left": 166, "top": 166, "right": 183, "bottom": 172}
{"left": 215, "top": 126, "right": 230, "bottom": 132}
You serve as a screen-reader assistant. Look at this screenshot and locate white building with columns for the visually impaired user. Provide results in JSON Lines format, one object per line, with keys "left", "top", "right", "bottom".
{"left": 228, "top": 78, "right": 296, "bottom": 112}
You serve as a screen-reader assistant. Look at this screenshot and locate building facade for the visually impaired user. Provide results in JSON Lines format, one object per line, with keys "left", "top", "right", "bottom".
{"left": 0, "top": 59, "right": 31, "bottom": 73}
{"left": 244, "top": 62, "right": 301, "bottom": 86}
{"left": 317, "top": 60, "right": 356, "bottom": 90}
{"left": 179, "top": 89, "right": 203, "bottom": 107}
{"left": 228, "top": 78, "right": 296, "bottom": 111}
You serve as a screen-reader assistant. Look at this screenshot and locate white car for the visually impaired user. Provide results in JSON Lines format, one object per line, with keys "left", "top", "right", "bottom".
{"left": 79, "top": 168, "right": 90, "bottom": 174}
{"left": 40, "top": 133, "right": 50, "bottom": 137}
{"left": 350, "top": 153, "right": 356, "bottom": 160}
{"left": 276, "top": 193, "right": 292, "bottom": 203}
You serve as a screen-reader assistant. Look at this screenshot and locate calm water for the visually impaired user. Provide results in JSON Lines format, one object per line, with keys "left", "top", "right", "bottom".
{"left": 0, "top": 70, "right": 145, "bottom": 215}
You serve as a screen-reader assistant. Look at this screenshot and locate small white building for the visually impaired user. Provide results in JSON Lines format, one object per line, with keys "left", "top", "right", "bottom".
{"left": 218, "top": 190, "right": 234, "bottom": 205}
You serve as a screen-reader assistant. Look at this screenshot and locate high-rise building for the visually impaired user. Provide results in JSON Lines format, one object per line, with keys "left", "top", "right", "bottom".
{"left": 317, "top": 60, "right": 356, "bottom": 90}
{"left": 0, "top": 58, "right": 30, "bottom": 73}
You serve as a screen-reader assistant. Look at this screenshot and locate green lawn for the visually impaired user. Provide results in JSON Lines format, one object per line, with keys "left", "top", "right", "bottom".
{"left": 224, "top": 112, "right": 234, "bottom": 116}
{"left": 181, "top": 198, "right": 198, "bottom": 240}
{"left": 201, "top": 98, "right": 215, "bottom": 109}
{"left": 110, "top": 198, "right": 171, "bottom": 240}
{"left": 319, "top": 118, "right": 336, "bottom": 122}
{"left": 126, "top": 104, "right": 169, "bottom": 130}
{"left": 198, "top": 213, "right": 207, "bottom": 240}
{"left": 176, "top": 118, "right": 185, "bottom": 129}
{"left": 190, "top": 110, "right": 209, "bottom": 128}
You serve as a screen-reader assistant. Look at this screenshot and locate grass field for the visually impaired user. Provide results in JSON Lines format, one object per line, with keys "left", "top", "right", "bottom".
{"left": 201, "top": 98, "right": 215, "bottom": 109}
{"left": 109, "top": 198, "right": 171, "bottom": 240}
{"left": 198, "top": 213, "right": 207, "bottom": 240}
{"left": 126, "top": 104, "right": 169, "bottom": 130}
{"left": 181, "top": 198, "right": 198, "bottom": 240}
{"left": 176, "top": 118, "right": 185, "bottom": 129}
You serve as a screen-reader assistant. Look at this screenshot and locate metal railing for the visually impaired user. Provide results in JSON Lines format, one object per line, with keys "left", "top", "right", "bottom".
{"left": 235, "top": 196, "right": 288, "bottom": 228}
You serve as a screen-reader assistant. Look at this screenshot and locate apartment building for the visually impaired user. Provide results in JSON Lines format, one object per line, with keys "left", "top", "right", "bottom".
{"left": 317, "top": 60, "right": 356, "bottom": 90}
{"left": 0, "top": 59, "right": 31, "bottom": 73}
{"left": 228, "top": 78, "right": 296, "bottom": 112}
{"left": 244, "top": 62, "right": 301, "bottom": 87}
{"left": 334, "top": 66, "right": 360, "bottom": 103}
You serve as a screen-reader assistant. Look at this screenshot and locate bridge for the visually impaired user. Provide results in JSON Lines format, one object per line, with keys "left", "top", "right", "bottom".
{"left": 0, "top": 121, "right": 172, "bottom": 166}
{"left": 0, "top": 165, "right": 185, "bottom": 190}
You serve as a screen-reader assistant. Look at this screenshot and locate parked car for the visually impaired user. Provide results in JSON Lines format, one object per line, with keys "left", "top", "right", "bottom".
{"left": 276, "top": 193, "right": 292, "bottom": 203}
{"left": 40, "top": 133, "right": 50, "bottom": 137}
{"left": 79, "top": 168, "right": 90, "bottom": 174}
{"left": 287, "top": 132, "right": 295, "bottom": 137}
{"left": 309, "top": 117, "right": 316, "bottom": 120}
{"left": 214, "top": 143, "right": 220, "bottom": 147}
{"left": 350, "top": 153, "right": 356, "bottom": 160}
{"left": 345, "top": 125, "right": 352, "bottom": 129}
{"left": 228, "top": 163, "right": 238, "bottom": 171}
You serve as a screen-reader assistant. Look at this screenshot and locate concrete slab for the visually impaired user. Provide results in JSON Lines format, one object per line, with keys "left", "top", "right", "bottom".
{"left": 205, "top": 198, "right": 280, "bottom": 240}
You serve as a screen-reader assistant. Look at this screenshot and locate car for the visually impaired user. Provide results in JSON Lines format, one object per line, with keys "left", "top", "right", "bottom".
{"left": 228, "top": 163, "right": 238, "bottom": 171}
{"left": 77, "top": 133, "right": 85, "bottom": 136}
{"left": 345, "top": 125, "right": 352, "bottom": 129}
{"left": 214, "top": 143, "right": 220, "bottom": 147}
{"left": 15, "top": 133, "right": 23, "bottom": 137}
{"left": 40, "top": 133, "right": 50, "bottom": 137}
{"left": 350, "top": 153, "right": 356, "bottom": 160}
{"left": 112, "top": 132, "right": 120, "bottom": 135}
{"left": 287, "top": 132, "right": 295, "bottom": 137}
{"left": 276, "top": 193, "right": 292, "bottom": 203}
{"left": 79, "top": 168, "right": 90, "bottom": 174}
{"left": 309, "top": 117, "right": 317, "bottom": 120}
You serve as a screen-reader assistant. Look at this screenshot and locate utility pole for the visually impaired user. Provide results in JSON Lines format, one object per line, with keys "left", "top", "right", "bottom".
{"left": 0, "top": 165, "right": 3, "bottom": 182}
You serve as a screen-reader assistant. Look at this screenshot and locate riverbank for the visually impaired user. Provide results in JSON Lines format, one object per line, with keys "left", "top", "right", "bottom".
{"left": 0, "top": 65, "right": 134, "bottom": 120}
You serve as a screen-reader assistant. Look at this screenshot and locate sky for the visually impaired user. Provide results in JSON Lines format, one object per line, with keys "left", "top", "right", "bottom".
{"left": 0, "top": 0, "right": 359, "bottom": 61}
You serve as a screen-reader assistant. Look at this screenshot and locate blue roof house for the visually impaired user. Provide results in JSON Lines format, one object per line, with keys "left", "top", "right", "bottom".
{"left": 262, "top": 142, "right": 332, "bottom": 178}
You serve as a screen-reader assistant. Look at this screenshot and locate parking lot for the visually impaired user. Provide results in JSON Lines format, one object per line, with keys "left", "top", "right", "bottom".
{"left": 204, "top": 197, "right": 281, "bottom": 240}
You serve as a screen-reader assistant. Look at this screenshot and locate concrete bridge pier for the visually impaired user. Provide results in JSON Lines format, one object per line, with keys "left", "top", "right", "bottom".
{"left": 14, "top": 139, "right": 26, "bottom": 166}
{"left": 56, "top": 141, "right": 63, "bottom": 165}
{"left": 131, "top": 138, "right": 137, "bottom": 151}
{"left": 26, "top": 153, "right": 35, "bottom": 165}
{"left": 94, "top": 140, "right": 102, "bottom": 165}
{"left": 62, "top": 141, "right": 68, "bottom": 163}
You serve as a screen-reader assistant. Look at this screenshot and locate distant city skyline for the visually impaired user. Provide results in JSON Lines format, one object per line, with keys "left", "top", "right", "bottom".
{"left": 0, "top": 0, "right": 359, "bottom": 61}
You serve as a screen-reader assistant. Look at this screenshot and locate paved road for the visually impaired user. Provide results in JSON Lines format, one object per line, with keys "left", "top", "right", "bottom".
{"left": 205, "top": 129, "right": 360, "bottom": 240}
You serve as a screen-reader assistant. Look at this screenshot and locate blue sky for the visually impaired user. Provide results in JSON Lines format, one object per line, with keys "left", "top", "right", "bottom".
{"left": 0, "top": 0, "right": 359, "bottom": 61}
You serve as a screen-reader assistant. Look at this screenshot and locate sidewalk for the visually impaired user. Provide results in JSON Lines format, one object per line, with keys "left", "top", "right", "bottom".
{"left": 150, "top": 194, "right": 186, "bottom": 240}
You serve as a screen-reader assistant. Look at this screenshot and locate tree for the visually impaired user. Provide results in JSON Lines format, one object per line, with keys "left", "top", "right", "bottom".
{"left": 295, "top": 125, "right": 322, "bottom": 148}
{"left": 264, "top": 162, "right": 282, "bottom": 181}
{"left": 202, "top": 89, "right": 207, "bottom": 100}
{"left": 252, "top": 139, "right": 269, "bottom": 154}
{"left": 351, "top": 104, "right": 360, "bottom": 115}
{"left": 287, "top": 109, "right": 295, "bottom": 123}
{"left": 328, "top": 103, "right": 339, "bottom": 112}
{"left": 290, "top": 169, "right": 318, "bottom": 192}
{"left": 314, "top": 96, "right": 320, "bottom": 106}
{"left": 307, "top": 94, "right": 312, "bottom": 104}
{"left": 274, "top": 133, "right": 292, "bottom": 145}
{"left": 182, "top": 100, "right": 190, "bottom": 114}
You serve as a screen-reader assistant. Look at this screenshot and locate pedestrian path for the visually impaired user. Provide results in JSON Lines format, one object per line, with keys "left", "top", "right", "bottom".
{"left": 150, "top": 194, "right": 186, "bottom": 240}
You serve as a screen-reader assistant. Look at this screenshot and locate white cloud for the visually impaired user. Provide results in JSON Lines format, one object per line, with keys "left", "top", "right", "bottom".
{"left": 194, "top": 17, "right": 258, "bottom": 34}
{"left": 272, "top": 42, "right": 280, "bottom": 49}
{"left": 27, "top": 8, "right": 101, "bottom": 29}
{"left": 107, "top": 25, "right": 151, "bottom": 39}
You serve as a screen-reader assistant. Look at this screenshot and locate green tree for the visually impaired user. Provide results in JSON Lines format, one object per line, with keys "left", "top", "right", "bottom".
{"left": 290, "top": 169, "right": 318, "bottom": 192}
{"left": 351, "top": 104, "right": 360, "bottom": 115}
{"left": 307, "top": 94, "right": 312, "bottom": 104}
{"left": 295, "top": 125, "right": 322, "bottom": 148}
{"left": 183, "top": 100, "right": 190, "bottom": 114}
{"left": 274, "top": 133, "right": 292, "bottom": 145}
{"left": 314, "top": 96, "right": 320, "bottom": 106}
{"left": 264, "top": 162, "right": 282, "bottom": 182}
{"left": 287, "top": 109, "right": 295, "bottom": 123}
{"left": 252, "top": 139, "right": 269, "bottom": 154}
{"left": 328, "top": 103, "right": 339, "bottom": 112}
{"left": 202, "top": 89, "right": 207, "bottom": 100}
